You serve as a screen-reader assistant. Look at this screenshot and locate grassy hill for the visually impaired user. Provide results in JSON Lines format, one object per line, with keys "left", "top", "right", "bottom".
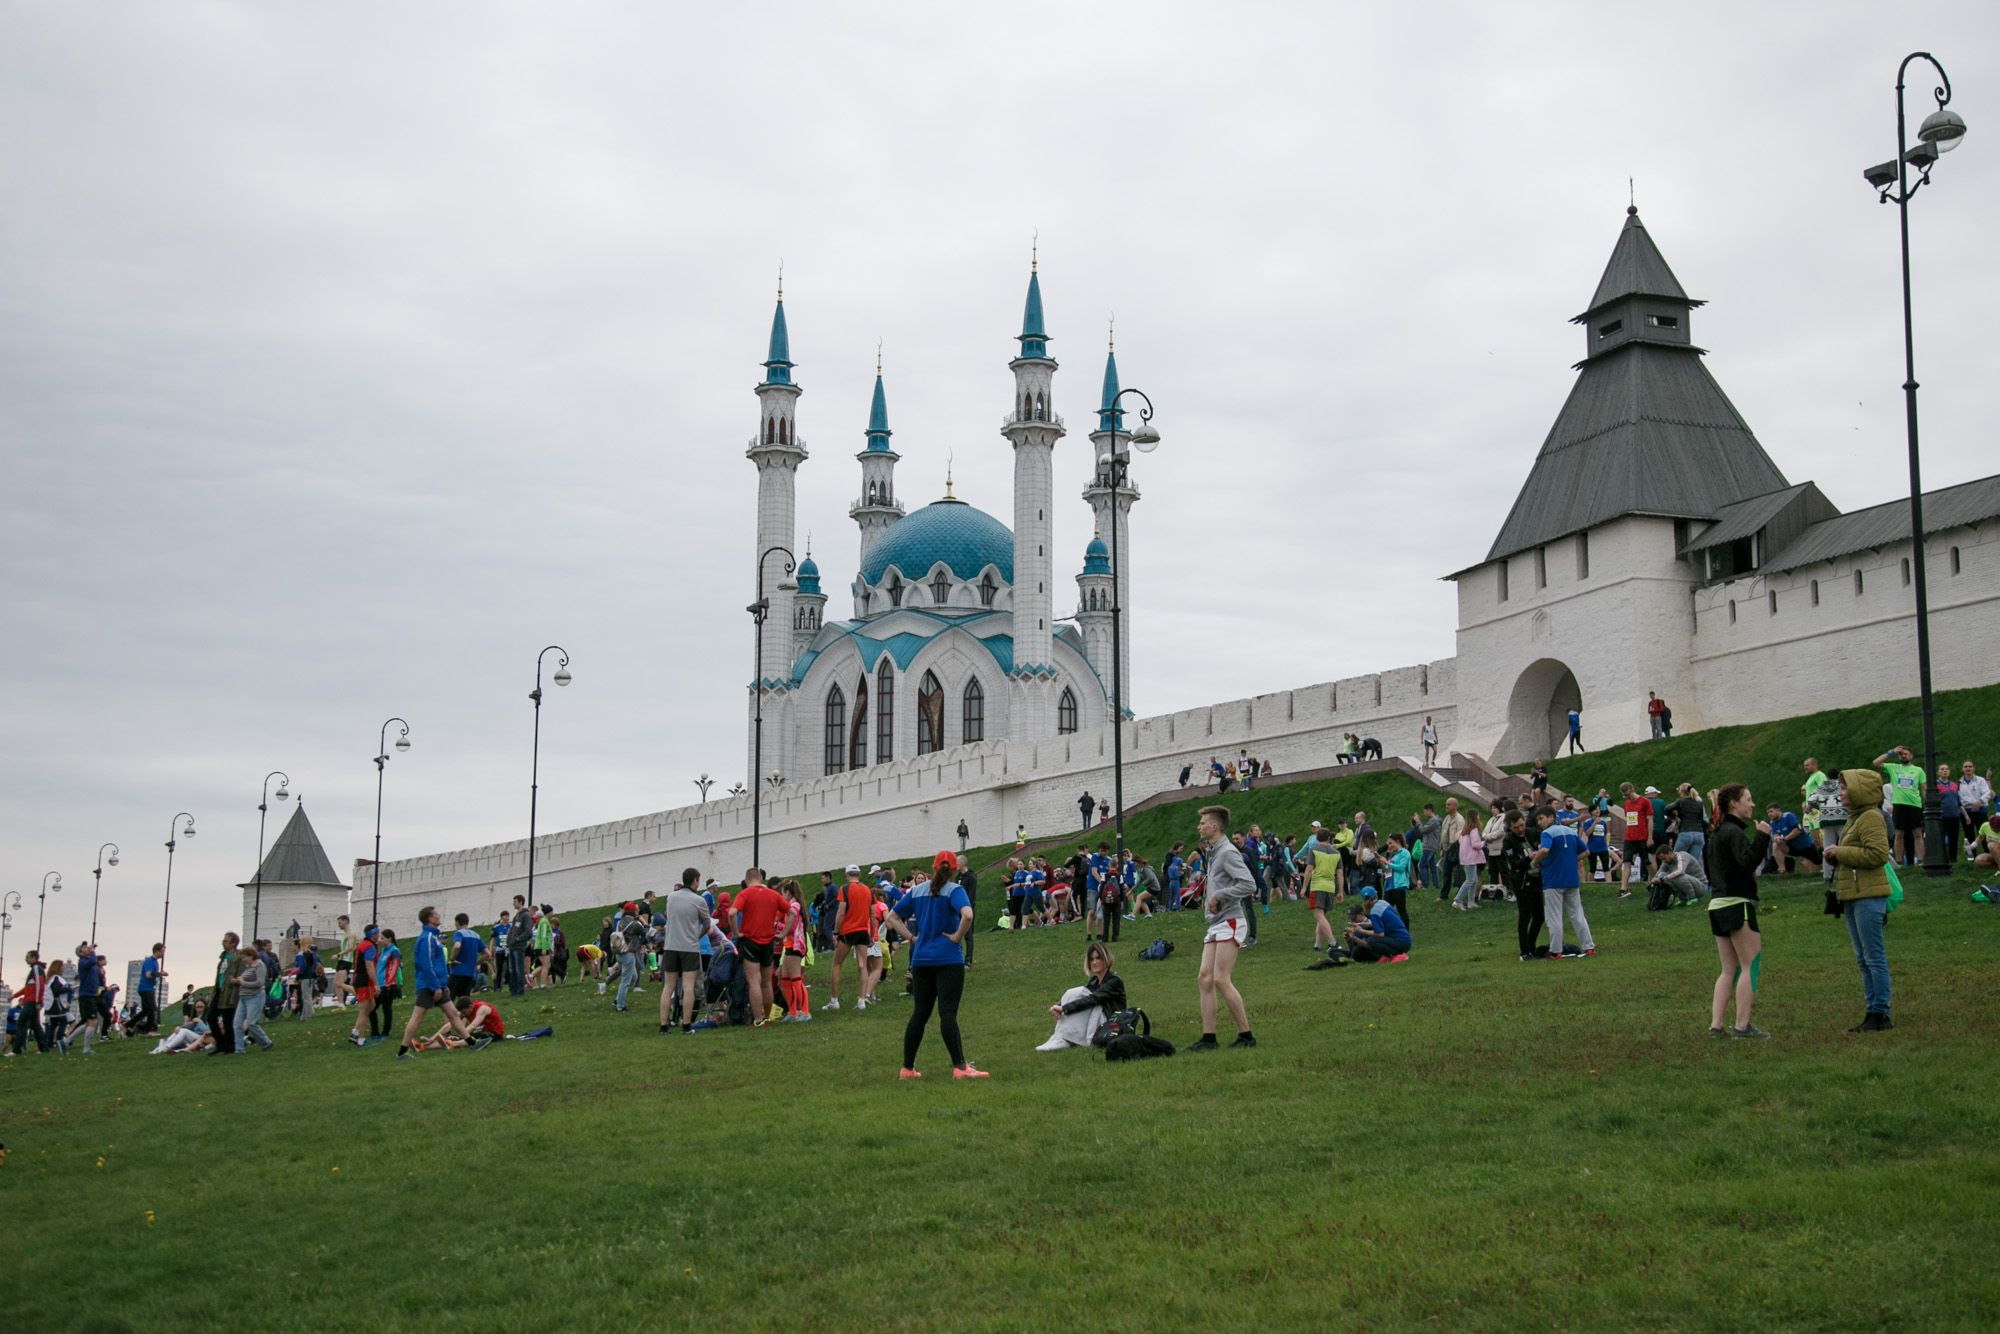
{"left": 1519, "top": 681, "right": 2000, "bottom": 813}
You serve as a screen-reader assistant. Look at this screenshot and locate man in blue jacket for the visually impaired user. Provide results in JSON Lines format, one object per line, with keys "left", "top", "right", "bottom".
{"left": 398, "top": 905, "right": 488, "bottom": 1060}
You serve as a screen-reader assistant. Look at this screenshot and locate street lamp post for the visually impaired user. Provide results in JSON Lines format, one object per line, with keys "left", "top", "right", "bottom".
{"left": 1098, "top": 388, "right": 1161, "bottom": 875}
{"left": 89, "top": 843, "right": 120, "bottom": 948}
{"left": 250, "top": 771, "right": 290, "bottom": 944}
{"left": 694, "top": 773, "right": 714, "bottom": 803}
{"left": 526, "top": 648, "right": 572, "bottom": 911}
{"left": 160, "top": 812, "right": 196, "bottom": 980}
{"left": 1862, "top": 52, "right": 1968, "bottom": 878}
{"left": 35, "top": 872, "right": 62, "bottom": 958}
{"left": 370, "top": 719, "right": 411, "bottom": 927}
{"left": 747, "top": 545, "right": 797, "bottom": 871}
{"left": 0, "top": 891, "right": 21, "bottom": 984}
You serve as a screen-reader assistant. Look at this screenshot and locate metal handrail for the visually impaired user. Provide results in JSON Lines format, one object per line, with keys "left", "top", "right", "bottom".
{"left": 1001, "top": 410, "right": 1064, "bottom": 429}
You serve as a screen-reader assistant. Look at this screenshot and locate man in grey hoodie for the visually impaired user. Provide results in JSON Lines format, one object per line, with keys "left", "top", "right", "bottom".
{"left": 658, "top": 868, "right": 714, "bottom": 1035}
{"left": 1190, "top": 805, "right": 1256, "bottom": 1051}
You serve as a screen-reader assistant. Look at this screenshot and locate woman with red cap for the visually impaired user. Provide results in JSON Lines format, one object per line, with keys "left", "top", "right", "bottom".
{"left": 884, "top": 851, "right": 984, "bottom": 1080}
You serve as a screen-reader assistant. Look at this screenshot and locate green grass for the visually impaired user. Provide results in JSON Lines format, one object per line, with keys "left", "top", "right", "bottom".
{"left": 7, "top": 858, "right": 2000, "bottom": 1331}
{"left": 1519, "top": 681, "right": 2000, "bottom": 813}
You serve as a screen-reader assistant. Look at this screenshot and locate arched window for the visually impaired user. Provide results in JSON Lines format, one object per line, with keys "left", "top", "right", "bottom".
{"left": 779, "top": 417, "right": 789, "bottom": 444}
{"left": 823, "top": 686, "right": 846, "bottom": 775}
{"left": 875, "top": 660, "right": 895, "bottom": 762}
{"left": 764, "top": 417, "right": 774, "bottom": 444}
{"left": 930, "top": 571, "right": 950, "bottom": 605}
{"left": 962, "top": 678, "right": 984, "bottom": 744}
{"left": 917, "top": 671, "right": 944, "bottom": 754}
{"left": 979, "top": 574, "right": 996, "bottom": 607}
{"left": 1023, "top": 392, "right": 1033, "bottom": 419}
{"left": 1035, "top": 392, "right": 1046, "bottom": 421}
{"left": 849, "top": 676, "right": 869, "bottom": 769}
{"left": 887, "top": 574, "right": 903, "bottom": 608}
{"left": 1057, "top": 687, "right": 1078, "bottom": 734}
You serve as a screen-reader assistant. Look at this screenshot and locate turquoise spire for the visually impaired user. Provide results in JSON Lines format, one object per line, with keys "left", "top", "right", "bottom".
{"left": 796, "top": 553, "right": 822, "bottom": 595}
{"left": 1097, "top": 338, "right": 1122, "bottom": 433}
{"left": 864, "top": 367, "right": 892, "bottom": 452}
{"left": 1016, "top": 264, "right": 1050, "bottom": 360}
{"left": 762, "top": 292, "right": 793, "bottom": 386}
{"left": 1082, "top": 532, "right": 1111, "bottom": 575}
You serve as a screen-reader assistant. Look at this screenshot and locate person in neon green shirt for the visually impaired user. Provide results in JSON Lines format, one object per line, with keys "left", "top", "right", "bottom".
{"left": 1873, "top": 746, "right": 1926, "bottom": 867}
{"left": 1801, "top": 757, "right": 1827, "bottom": 831}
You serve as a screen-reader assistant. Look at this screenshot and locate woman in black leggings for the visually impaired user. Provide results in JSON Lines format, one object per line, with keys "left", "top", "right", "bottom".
{"left": 885, "top": 851, "right": 986, "bottom": 1080}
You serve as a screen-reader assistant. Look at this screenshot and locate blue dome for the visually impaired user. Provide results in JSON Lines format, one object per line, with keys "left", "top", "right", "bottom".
{"left": 1082, "top": 535, "right": 1110, "bottom": 575}
{"left": 861, "top": 499, "right": 1013, "bottom": 585}
{"left": 795, "top": 555, "right": 821, "bottom": 594}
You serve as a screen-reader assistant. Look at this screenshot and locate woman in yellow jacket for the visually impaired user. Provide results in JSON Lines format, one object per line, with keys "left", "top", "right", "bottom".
{"left": 1825, "top": 769, "right": 1894, "bottom": 1032}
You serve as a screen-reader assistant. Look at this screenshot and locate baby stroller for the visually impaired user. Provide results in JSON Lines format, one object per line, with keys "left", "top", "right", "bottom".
{"left": 679, "top": 946, "right": 750, "bottom": 1028}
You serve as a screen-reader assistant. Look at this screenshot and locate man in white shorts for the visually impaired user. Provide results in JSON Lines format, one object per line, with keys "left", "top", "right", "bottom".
{"left": 1191, "top": 805, "right": 1256, "bottom": 1051}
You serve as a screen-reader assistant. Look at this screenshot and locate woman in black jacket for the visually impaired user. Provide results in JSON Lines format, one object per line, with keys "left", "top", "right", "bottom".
{"left": 1035, "top": 942, "right": 1125, "bottom": 1051}
{"left": 1704, "top": 783, "right": 1773, "bottom": 1039}
{"left": 1499, "top": 811, "right": 1544, "bottom": 959}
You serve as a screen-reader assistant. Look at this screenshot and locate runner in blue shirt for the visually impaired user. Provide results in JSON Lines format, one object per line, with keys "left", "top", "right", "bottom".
{"left": 1532, "top": 808, "right": 1595, "bottom": 958}
{"left": 137, "top": 943, "right": 166, "bottom": 1034}
{"left": 448, "top": 913, "right": 486, "bottom": 1005}
{"left": 397, "top": 906, "right": 485, "bottom": 1059}
{"left": 1583, "top": 814, "right": 1611, "bottom": 882}
{"left": 884, "top": 851, "right": 983, "bottom": 1080}
{"left": 1764, "top": 805, "right": 1822, "bottom": 872}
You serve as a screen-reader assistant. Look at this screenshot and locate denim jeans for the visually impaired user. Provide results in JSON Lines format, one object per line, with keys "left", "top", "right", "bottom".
{"left": 1417, "top": 850, "right": 1438, "bottom": 890}
{"left": 508, "top": 946, "right": 528, "bottom": 996}
{"left": 615, "top": 952, "right": 639, "bottom": 1009}
{"left": 1843, "top": 896, "right": 1891, "bottom": 1016}
{"left": 1674, "top": 831, "right": 1706, "bottom": 862}
{"left": 234, "top": 994, "right": 271, "bottom": 1049}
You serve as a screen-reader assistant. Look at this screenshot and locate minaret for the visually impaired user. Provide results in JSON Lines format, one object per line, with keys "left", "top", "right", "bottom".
{"left": 850, "top": 350, "right": 904, "bottom": 578}
{"left": 793, "top": 540, "right": 827, "bottom": 662}
{"left": 747, "top": 284, "right": 807, "bottom": 783}
{"left": 1074, "top": 531, "right": 1115, "bottom": 687}
{"left": 1082, "top": 331, "right": 1138, "bottom": 712}
{"left": 1002, "top": 251, "right": 1064, "bottom": 739}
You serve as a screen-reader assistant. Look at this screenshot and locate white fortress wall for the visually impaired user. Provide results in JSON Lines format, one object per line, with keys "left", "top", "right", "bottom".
{"left": 359, "top": 657, "right": 1458, "bottom": 932}
{"left": 1689, "top": 520, "right": 2000, "bottom": 730}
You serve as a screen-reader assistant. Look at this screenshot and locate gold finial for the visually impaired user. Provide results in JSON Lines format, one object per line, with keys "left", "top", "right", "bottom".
{"left": 777, "top": 260, "right": 784, "bottom": 301}
{"left": 1031, "top": 229, "right": 1038, "bottom": 274}
{"left": 945, "top": 451, "right": 955, "bottom": 499}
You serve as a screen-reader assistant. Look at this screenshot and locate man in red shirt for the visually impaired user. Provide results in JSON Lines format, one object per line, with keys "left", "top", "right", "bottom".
{"left": 824, "top": 865, "right": 876, "bottom": 1012}
{"left": 1619, "top": 782, "right": 1652, "bottom": 894}
{"left": 420, "top": 996, "right": 503, "bottom": 1049}
{"left": 1647, "top": 692, "right": 1666, "bottom": 740}
{"left": 731, "top": 868, "right": 791, "bottom": 1028}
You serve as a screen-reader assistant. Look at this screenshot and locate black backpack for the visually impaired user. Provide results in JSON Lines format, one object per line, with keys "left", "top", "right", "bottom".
{"left": 1103, "top": 1011, "right": 1175, "bottom": 1061}
{"left": 1092, "top": 1007, "right": 1147, "bottom": 1048}
{"left": 1646, "top": 879, "right": 1674, "bottom": 912}
{"left": 1137, "top": 939, "right": 1174, "bottom": 961}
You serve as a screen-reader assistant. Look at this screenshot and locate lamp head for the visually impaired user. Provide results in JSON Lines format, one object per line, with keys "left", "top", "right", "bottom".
{"left": 1920, "top": 107, "right": 1967, "bottom": 152}
{"left": 1862, "top": 159, "right": 1899, "bottom": 189}
{"left": 108, "top": 853, "right": 119, "bottom": 868}
{"left": 276, "top": 783, "right": 290, "bottom": 800}
{"left": 1128, "top": 423, "right": 1161, "bottom": 452}
{"left": 553, "top": 667, "right": 572, "bottom": 687}
{"left": 395, "top": 736, "right": 411, "bottom": 753}
{"left": 777, "top": 578, "right": 798, "bottom": 592}
{"left": 184, "top": 823, "right": 196, "bottom": 839}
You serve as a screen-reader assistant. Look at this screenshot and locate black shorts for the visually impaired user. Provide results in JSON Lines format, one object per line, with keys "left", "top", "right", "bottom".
{"left": 448, "top": 975, "right": 474, "bottom": 1002}
{"left": 1709, "top": 901, "right": 1759, "bottom": 937}
{"left": 411, "top": 987, "right": 450, "bottom": 1012}
{"left": 839, "top": 931, "right": 871, "bottom": 948}
{"left": 1008, "top": 894, "right": 1026, "bottom": 912}
{"left": 661, "top": 950, "right": 703, "bottom": 975}
{"left": 77, "top": 995, "right": 101, "bottom": 1022}
{"left": 1311, "top": 891, "right": 1337, "bottom": 912}
{"left": 783, "top": 948, "right": 805, "bottom": 960}
{"left": 1892, "top": 804, "right": 1923, "bottom": 833}
{"left": 738, "top": 939, "right": 775, "bottom": 967}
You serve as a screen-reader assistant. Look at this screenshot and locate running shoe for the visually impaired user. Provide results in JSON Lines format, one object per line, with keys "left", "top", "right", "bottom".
{"left": 1729, "top": 1024, "right": 1771, "bottom": 1039}
{"left": 822, "top": 998, "right": 841, "bottom": 1011}
{"left": 1616, "top": 890, "right": 1632, "bottom": 899}
{"left": 898, "top": 1067, "right": 923, "bottom": 1079}
{"left": 855, "top": 999, "right": 869, "bottom": 1011}
{"left": 1186, "top": 1037, "right": 1220, "bottom": 1052}
{"left": 1386, "top": 954, "right": 1409, "bottom": 964}
{"left": 471, "top": 1036, "right": 494, "bottom": 1052}
{"left": 952, "top": 1064, "right": 990, "bottom": 1078}
{"left": 396, "top": 1051, "right": 413, "bottom": 1061}
{"left": 1581, "top": 949, "right": 1596, "bottom": 956}
{"left": 1227, "top": 1034, "right": 1257, "bottom": 1049}
{"left": 1708, "top": 1026, "right": 1728, "bottom": 1038}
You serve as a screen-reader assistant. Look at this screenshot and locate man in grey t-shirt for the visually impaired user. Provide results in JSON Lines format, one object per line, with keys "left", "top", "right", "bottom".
{"left": 1190, "top": 805, "right": 1256, "bottom": 1052}
{"left": 658, "top": 868, "right": 713, "bottom": 1034}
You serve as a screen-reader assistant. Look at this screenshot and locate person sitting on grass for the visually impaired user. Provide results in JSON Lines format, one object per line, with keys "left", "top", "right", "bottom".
{"left": 419, "top": 996, "right": 502, "bottom": 1050}
{"left": 151, "top": 1001, "right": 213, "bottom": 1055}
{"left": 1036, "top": 942, "right": 1126, "bottom": 1051}
{"left": 1974, "top": 814, "right": 2000, "bottom": 873}
{"left": 1343, "top": 888, "right": 1410, "bottom": 963}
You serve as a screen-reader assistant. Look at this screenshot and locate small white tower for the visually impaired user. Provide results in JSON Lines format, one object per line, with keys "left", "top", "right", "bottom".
{"left": 1073, "top": 530, "right": 1115, "bottom": 687}
{"left": 747, "top": 285, "right": 807, "bottom": 783}
{"left": 793, "top": 540, "right": 827, "bottom": 663}
{"left": 1003, "top": 254, "right": 1065, "bottom": 739}
{"left": 1083, "top": 335, "right": 1138, "bottom": 711}
{"left": 850, "top": 353, "right": 904, "bottom": 599}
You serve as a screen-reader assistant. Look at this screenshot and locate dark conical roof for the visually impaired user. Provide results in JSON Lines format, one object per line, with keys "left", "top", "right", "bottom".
{"left": 1582, "top": 207, "right": 1690, "bottom": 313}
{"left": 238, "top": 803, "right": 346, "bottom": 889}
{"left": 1484, "top": 342, "right": 1790, "bottom": 562}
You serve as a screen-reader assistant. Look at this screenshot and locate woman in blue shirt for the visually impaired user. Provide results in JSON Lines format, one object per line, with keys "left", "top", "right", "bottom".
{"left": 884, "top": 851, "right": 983, "bottom": 1080}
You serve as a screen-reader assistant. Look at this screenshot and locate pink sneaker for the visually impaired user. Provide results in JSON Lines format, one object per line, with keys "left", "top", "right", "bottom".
{"left": 898, "top": 1067, "right": 922, "bottom": 1080}
{"left": 952, "top": 1064, "right": 990, "bottom": 1079}
{"left": 1386, "top": 953, "right": 1409, "bottom": 964}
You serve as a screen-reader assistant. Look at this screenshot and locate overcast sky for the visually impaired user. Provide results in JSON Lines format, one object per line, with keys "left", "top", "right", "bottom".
{"left": 3, "top": 3, "right": 1992, "bottom": 977}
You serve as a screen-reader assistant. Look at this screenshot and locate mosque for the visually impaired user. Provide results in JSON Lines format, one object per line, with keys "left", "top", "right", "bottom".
{"left": 341, "top": 209, "right": 2000, "bottom": 939}
{"left": 744, "top": 261, "right": 1129, "bottom": 792}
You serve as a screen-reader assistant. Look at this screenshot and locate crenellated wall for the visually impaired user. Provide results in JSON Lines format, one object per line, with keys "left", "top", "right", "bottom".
{"left": 357, "top": 657, "right": 1460, "bottom": 934}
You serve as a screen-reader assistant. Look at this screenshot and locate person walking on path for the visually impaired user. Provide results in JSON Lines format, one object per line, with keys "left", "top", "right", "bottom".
{"left": 1191, "top": 805, "right": 1256, "bottom": 1051}
{"left": 1825, "top": 769, "right": 1894, "bottom": 1032}
{"left": 886, "top": 851, "right": 982, "bottom": 1080}
{"left": 1076, "top": 791, "right": 1095, "bottom": 832}
{"left": 1705, "top": 783, "right": 1772, "bottom": 1038}
{"left": 1420, "top": 717, "right": 1439, "bottom": 768}
{"left": 956, "top": 819, "right": 970, "bottom": 853}
{"left": 1565, "top": 707, "right": 1586, "bottom": 755}
{"left": 1531, "top": 808, "right": 1593, "bottom": 959}
{"left": 660, "top": 868, "right": 714, "bottom": 1033}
